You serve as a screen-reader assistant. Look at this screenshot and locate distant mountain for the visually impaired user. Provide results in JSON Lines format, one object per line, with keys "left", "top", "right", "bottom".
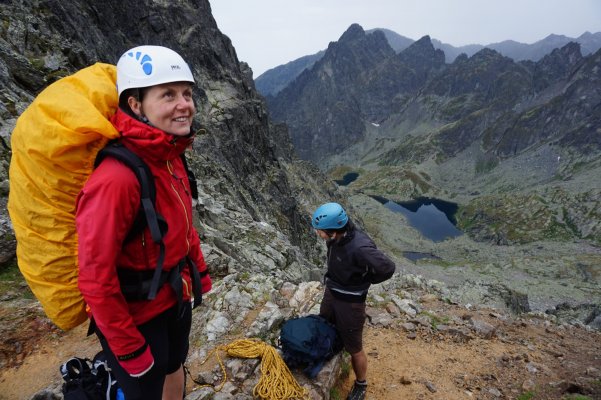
{"left": 255, "top": 29, "right": 601, "bottom": 96}
{"left": 267, "top": 24, "right": 400, "bottom": 161}
{"left": 369, "top": 30, "right": 601, "bottom": 63}
{"left": 255, "top": 51, "right": 324, "bottom": 97}
{"left": 266, "top": 23, "right": 601, "bottom": 250}
{"left": 487, "top": 32, "right": 601, "bottom": 62}
{"left": 366, "top": 28, "right": 413, "bottom": 52}
{"left": 267, "top": 24, "right": 600, "bottom": 165}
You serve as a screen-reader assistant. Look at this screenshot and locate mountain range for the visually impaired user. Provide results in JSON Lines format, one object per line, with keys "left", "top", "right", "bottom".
{"left": 256, "top": 28, "right": 601, "bottom": 97}
{"left": 267, "top": 24, "right": 600, "bottom": 165}
{"left": 263, "top": 23, "right": 600, "bottom": 313}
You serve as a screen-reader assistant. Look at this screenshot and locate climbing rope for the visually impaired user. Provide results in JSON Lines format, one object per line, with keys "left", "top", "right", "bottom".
{"left": 191, "top": 338, "right": 309, "bottom": 400}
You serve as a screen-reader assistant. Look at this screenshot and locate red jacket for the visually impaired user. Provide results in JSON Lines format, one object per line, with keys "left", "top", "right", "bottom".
{"left": 76, "top": 109, "right": 211, "bottom": 360}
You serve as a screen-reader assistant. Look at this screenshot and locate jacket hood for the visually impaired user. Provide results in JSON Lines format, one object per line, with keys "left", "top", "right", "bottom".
{"left": 110, "top": 108, "right": 194, "bottom": 161}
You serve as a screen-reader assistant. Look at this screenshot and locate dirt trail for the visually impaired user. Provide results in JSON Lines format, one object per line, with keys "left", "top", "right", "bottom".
{"left": 1, "top": 298, "right": 601, "bottom": 399}
{"left": 337, "top": 298, "right": 601, "bottom": 400}
{"left": 0, "top": 322, "right": 100, "bottom": 399}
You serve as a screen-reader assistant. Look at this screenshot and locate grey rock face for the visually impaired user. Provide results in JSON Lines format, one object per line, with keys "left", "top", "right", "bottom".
{"left": 0, "top": 0, "right": 345, "bottom": 278}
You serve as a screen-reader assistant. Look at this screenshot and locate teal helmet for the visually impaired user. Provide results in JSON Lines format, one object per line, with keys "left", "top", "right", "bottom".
{"left": 312, "top": 202, "right": 348, "bottom": 229}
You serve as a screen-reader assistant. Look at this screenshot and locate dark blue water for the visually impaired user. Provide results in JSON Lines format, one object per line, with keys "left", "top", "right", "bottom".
{"left": 335, "top": 172, "right": 359, "bottom": 186}
{"left": 372, "top": 196, "right": 463, "bottom": 242}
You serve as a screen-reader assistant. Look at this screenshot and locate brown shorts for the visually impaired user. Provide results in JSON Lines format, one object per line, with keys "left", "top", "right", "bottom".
{"left": 319, "top": 288, "right": 366, "bottom": 354}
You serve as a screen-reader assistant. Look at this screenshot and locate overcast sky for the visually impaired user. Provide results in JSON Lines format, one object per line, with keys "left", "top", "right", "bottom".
{"left": 209, "top": 0, "right": 601, "bottom": 77}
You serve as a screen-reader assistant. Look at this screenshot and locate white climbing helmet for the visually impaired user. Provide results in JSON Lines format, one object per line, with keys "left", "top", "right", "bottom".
{"left": 116, "top": 45, "right": 195, "bottom": 96}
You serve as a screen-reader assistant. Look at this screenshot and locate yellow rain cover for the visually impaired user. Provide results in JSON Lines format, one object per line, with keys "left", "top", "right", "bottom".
{"left": 8, "top": 63, "right": 119, "bottom": 330}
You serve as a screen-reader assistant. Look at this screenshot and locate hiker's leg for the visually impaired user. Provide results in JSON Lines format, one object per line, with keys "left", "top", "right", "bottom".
{"left": 350, "top": 350, "right": 367, "bottom": 381}
{"left": 336, "top": 300, "right": 367, "bottom": 381}
{"left": 319, "top": 288, "right": 335, "bottom": 323}
{"left": 95, "top": 311, "right": 171, "bottom": 400}
{"left": 163, "top": 365, "right": 184, "bottom": 400}
{"left": 162, "top": 301, "right": 192, "bottom": 399}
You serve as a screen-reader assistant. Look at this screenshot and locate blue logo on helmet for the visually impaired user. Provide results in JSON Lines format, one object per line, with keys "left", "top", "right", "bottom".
{"left": 127, "top": 51, "right": 153, "bottom": 75}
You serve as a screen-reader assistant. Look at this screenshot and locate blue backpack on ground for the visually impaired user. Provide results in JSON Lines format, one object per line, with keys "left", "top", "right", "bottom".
{"left": 279, "top": 314, "right": 343, "bottom": 378}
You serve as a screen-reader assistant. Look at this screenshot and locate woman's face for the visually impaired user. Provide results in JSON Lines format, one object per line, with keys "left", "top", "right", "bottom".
{"left": 129, "top": 82, "right": 195, "bottom": 136}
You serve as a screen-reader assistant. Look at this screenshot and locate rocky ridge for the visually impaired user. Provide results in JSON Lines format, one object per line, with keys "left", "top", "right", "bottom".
{"left": 2, "top": 268, "right": 601, "bottom": 399}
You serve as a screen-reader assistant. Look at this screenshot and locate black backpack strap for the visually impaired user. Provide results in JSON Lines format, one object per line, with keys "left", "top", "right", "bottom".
{"left": 186, "top": 256, "right": 205, "bottom": 309}
{"left": 180, "top": 152, "right": 199, "bottom": 202}
{"left": 95, "top": 142, "right": 166, "bottom": 301}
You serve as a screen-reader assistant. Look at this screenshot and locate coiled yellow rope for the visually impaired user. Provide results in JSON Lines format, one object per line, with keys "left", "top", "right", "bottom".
{"left": 197, "top": 338, "right": 309, "bottom": 400}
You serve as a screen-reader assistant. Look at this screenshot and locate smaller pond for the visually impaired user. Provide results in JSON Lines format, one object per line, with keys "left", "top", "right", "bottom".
{"left": 372, "top": 195, "right": 463, "bottom": 242}
{"left": 334, "top": 172, "right": 359, "bottom": 186}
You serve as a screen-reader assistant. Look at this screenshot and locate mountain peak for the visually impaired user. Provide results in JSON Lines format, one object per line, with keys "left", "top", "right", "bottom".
{"left": 339, "top": 23, "right": 365, "bottom": 42}
{"left": 415, "top": 35, "right": 432, "bottom": 44}
{"left": 398, "top": 34, "right": 445, "bottom": 67}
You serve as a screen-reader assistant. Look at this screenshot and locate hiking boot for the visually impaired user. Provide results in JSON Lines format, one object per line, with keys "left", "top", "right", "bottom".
{"left": 347, "top": 381, "right": 367, "bottom": 400}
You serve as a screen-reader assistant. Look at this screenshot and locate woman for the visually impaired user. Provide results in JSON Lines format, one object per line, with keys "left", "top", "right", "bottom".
{"left": 76, "top": 45, "right": 212, "bottom": 400}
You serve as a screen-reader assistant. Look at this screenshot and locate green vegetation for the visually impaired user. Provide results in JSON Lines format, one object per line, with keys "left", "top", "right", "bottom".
{"left": 376, "top": 136, "right": 435, "bottom": 167}
{"left": 239, "top": 271, "right": 251, "bottom": 282}
{"left": 420, "top": 311, "right": 450, "bottom": 329}
{"left": 329, "top": 387, "right": 343, "bottom": 400}
{"left": 418, "top": 258, "right": 456, "bottom": 269}
{"left": 45, "top": 69, "right": 70, "bottom": 83}
{"left": 475, "top": 153, "right": 499, "bottom": 174}
{"left": 0, "top": 260, "right": 34, "bottom": 300}
{"left": 517, "top": 391, "right": 535, "bottom": 400}
{"left": 439, "top": 94, "right": 477, "bottom": 120}
{"left": 455, "top": 190, "right": 595, "bottom": 245}
{"left": 348, "top": 166, "right": 437, "bottom": 200}
{"left": 29, "top": 57, "right": 45, "bottom": 70}
{"left": 328, "top": 165, "right": 359, "bottom": 180}
{"left": 340, "top": 354, "right": 351, "bottom": 377}
{"left": 331, "top": 354, "right": 352, "bottom": 400}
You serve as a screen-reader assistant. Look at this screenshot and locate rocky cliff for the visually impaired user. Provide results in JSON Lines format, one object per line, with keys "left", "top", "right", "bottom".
{"left": 0, "top": 0, "right": 349, "bottom": 281}
{"left": 0, "top": 0, "right": 358, "bottom": 397}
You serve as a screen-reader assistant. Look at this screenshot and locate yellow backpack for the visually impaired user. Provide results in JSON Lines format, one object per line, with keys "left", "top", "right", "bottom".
{"left": 8, "top": 63, "right": 119, "bottom": 330}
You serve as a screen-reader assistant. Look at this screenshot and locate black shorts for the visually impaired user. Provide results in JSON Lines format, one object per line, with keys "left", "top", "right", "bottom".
{"left": 96, "top": 302, "right": 192, "bottom": 400}
{"left": 319, "top": 288, "right": 366, "bottom": 354}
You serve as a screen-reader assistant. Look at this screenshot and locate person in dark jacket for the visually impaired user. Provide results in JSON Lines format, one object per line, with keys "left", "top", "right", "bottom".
{"left": 76, "top": 45, "right": 211, "bottom": 400}
{"left": 312, "top": 202, "right": 395, "bottom": 400}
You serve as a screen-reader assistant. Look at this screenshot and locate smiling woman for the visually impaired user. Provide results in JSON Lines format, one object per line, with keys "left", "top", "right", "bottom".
{"left": 128, "top": 83, "right": 195, "bottom": 136}
{"left": 76, "top": 45, "right": 212, "bottom": 400}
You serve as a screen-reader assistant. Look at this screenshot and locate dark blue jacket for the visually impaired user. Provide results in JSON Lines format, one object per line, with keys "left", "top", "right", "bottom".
{"left": 325, "top": 222, "right": 395, "bottom": 302}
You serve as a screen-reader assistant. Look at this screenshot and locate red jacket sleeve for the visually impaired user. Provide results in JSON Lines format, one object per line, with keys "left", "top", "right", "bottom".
{"left": 76, "top": 159, "right": 147, "bottom": 359}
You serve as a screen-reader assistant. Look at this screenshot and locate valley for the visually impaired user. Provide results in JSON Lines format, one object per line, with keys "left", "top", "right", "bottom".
{"left": 263, "top": 23, "right": 601, "bottom": 326}
{"left": 326, "top": 126, "right": 601, "bottom": 323}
